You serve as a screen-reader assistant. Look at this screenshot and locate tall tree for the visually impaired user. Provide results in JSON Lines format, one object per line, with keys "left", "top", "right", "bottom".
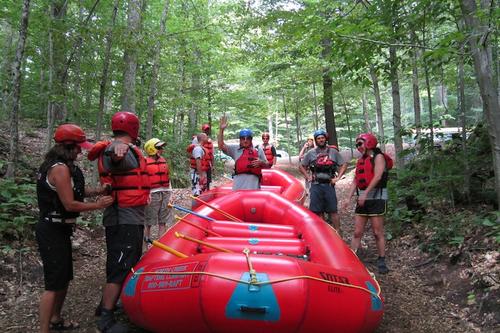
{"left": 460, "top": 0, "right": 500, "bottom": 208}
{"left": 122, "top": 0, "right": 142, "bottom": 113}
{"left": 6, "top": 0, "right": 31, "bottom": 178}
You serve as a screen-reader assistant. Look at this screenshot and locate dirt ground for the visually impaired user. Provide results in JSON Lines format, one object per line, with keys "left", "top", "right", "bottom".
{"left": 0, "top": 160, "right": 498, "bottom": 332}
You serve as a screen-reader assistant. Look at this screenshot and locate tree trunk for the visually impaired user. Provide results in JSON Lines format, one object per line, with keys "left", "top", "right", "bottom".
{"left": 410, "top": 32, "right": 422, "bottom": 137}
{"left": 97, "top": 0, "right": 119, "bottom": 141}
{"left": 341, "top": 92, "right": 354, "bottom": 158}
{"left": 282, "top": 93, "right": 291, "bottom": 161}
{"left": 121, "top": 0, "right": 141, "bottom": 113}
{"left": 146, "top": 0, "right": 170, "bottom": 138}
{"left": 389, "top": 46, "right": 403, "bottom": 168}
{"left": 1, "top": 21, "right": 13, "bottom": 121}
{"left": 370, "top": 65, "right": 385, "bottom": 151}
{"left": 6, "top": 0, "right": 31, "bottom": 178}
{"left": 460, "top": 0, "right": 500, "bottom": 208}
{"left": 321, "top": 38, "right": 339, "bottom": 146}
{"left": 458, "top": 42, "right": 471, "bottom": 202}
{"left": 312, "top": 82, "right": 319, "bottom": 129}
{"left": 362, "top": 92, "right": 371, "bottom": 133}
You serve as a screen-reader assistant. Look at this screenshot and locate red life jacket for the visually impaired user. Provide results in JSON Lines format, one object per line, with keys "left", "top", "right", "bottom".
{"left": 187, "top": 144, "right": 210, "bottom": 171}
{"left": 355, "top": 151, "right": 393, "bottom": 190}
{"left": 260, "top": 144, "right": 274, "bottom": 166}
{"left": 146, "top": 156, "right": 170, "bottom": 189}
{"left": 309, "top": 147, "right": 338, "bottom": 183}
{"left": 203, "top": 139, "right": 214, "bottom": 168}
{"left": 92, "top": 141, "right": 151, "bottom": 208}
{"left": 234, "top": 147, "right": 262, "bottom": 177}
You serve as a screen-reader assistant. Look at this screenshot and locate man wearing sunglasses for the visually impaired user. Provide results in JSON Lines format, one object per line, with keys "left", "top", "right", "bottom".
{"left": 299, "top": 129, "right": 346, "bottom": 234}
{"left": 218, "top": 115, "right": 270, "bottom": 190}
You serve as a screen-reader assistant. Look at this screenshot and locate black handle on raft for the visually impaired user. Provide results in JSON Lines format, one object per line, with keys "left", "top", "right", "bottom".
{"left": 239, "top": 305, "right": 268, "bottom": 314}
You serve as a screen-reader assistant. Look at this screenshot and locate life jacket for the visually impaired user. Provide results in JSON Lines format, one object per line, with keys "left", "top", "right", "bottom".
{"left": 234, "top": 147, "right": 262, "bottom": 177}
{"left": 91, "top": 141, "right": 150, "bottom": 208}
{"left": 355, "top": 150, "right": 393, "bottom": 190}
{"left": 187, "top": 144, "right": 210, "bottom": 171}
{"left": 37, "top": 160, "right": 85, "bottom": 222}
{"left": 146, "top": 156, "right": 170, "bottom": 189}
{"left": 309, "top": 147, "right": 338, "bottom": 183}
{"left": 203, "top": 139, "right": 214, "bottom": 168}
{"left": 258, "top": 144, "right": 274, "bottom": 166}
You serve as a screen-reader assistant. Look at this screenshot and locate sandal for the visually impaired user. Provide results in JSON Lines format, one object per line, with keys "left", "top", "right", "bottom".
{"left": 49, "top": 319, "right": 80, "bottom": 331}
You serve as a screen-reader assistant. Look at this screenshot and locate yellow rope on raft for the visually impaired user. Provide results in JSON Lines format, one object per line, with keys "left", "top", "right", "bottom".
{"left": 130, "top": 269, "right": 382, "bottom": 301}
{"left": 190, "top": 195, "right": 243, "bottom": 222}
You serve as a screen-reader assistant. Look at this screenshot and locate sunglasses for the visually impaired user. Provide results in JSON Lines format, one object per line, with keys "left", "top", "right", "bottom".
{"left": 355, "top": 142, "right": 364, "bottom": 147}
{"left": 240, "top": 136, "right": 252, "bottom": 141}
{"left": 262, "top": 137, "right": 270, "bottom": 139}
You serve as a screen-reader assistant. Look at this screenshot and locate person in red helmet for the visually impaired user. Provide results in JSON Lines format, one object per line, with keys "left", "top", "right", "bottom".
{"left": 88, "top": 111, "right": 150, "bottom": 332}
{"left": 346, "top": 133, "right": 392, "bottom": 274}
{"left": 36, "top": 124, "right": 113, "bottom": 333}
{"left": 256, "top": 132, "right": 277, "bottom": 167}
{"left": 299, "top": 129, "right": 347, "bottom": 233}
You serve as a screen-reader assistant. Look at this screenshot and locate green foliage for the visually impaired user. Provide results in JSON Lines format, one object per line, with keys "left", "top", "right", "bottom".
{"left": 386, "top": 123, "right": 496, "bottom": 252}
{"left": 0, "top": 177, "right": 37, "bottom": 241}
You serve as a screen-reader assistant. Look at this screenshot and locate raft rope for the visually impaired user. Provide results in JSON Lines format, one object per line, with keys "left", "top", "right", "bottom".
{"left": 175, "top": 215, "right": 222, "bottom": 237}
{"left": 190, "top": 195, "right": 243, "bottom": 222}
{"left": 175, "top": 232, "right": 233, "bottom": 253}
{"left": 130, "top": 268, "right": 382, "bottom": 301}
{"left": 243, "top": 248, "right": 258, "bottom": 284}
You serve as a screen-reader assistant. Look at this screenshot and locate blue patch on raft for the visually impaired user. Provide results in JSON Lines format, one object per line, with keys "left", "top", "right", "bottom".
{"left": 248, "top": 225, "right": 258, "bottom": 231}
{"left": 365, "top": 281, "right": 383, "bottom": 311}
{"left": 124, "top": 268, "right": 144, "bottom": 297}
{"left": 248, "top": 238, "right": 259, "bottom": 245}
{"left": 226, "top": 272, "right": 281, "bottom": 321}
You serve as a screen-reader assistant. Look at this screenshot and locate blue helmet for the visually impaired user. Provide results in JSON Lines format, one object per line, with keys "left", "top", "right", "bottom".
{"left": 313, "top": 129, "right": 328, "bottom": 140}
{"left": 239, "top": 128, "right": 253, "bottom": 138}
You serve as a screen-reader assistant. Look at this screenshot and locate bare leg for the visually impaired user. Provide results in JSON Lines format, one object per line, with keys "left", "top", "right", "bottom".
{"left": 351, "top": 215, "right": 368, "bottom": 252}
{"left": 371, "top": 216, "right": 386, "bottom": 257}
{"left": 102, "top": 282, "right": 122, "bottom": 311}
{"left": 50, "top": 288, "right": 68, "bottom": 322}
{"left": 158, "top": 224, "right": 166, "bottom": 238}
{"left": 329, "top": 212, "right": 341, "bottom": 236}
{"left": 39, "top": 290, "right": 56, "bottom": 333}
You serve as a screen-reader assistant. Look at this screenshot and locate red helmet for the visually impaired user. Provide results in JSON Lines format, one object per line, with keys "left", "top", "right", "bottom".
{"left": 356, "top": 133, "right": 378, "bottom": 149}
{"left": 111, "top": 111, "right": 139, "bottom": 140}
{"left": 54, "top": 124, "right": 93, "bottom": 149}
{"left": 201, "top": 124, "right": 210, "bottom": 132}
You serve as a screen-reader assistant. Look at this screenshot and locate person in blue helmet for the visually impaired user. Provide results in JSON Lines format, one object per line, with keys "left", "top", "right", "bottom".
{"left": 218, "top": 115, "right": 270, "bottom": 190}
{"left": 299, "top": 129, "right": 347, "bottom": 234}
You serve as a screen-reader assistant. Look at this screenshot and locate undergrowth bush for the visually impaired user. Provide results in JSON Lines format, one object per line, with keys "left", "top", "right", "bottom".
{"left": 386, "top": 123, "right": 498, "bottom": 252}
{"left": 0, "top": 177, "right": 37, "bottom": 241}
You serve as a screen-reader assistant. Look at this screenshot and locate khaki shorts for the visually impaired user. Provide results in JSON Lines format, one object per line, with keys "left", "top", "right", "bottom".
{"left": 145, "top": 191, "right": 173, "bottom": 227}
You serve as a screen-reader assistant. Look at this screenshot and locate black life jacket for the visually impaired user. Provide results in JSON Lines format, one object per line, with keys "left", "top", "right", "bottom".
{"left": 37, "top": 160, "right": 85, "bottom": 222}
{"left": 309, "top": 147, "right": 338, "bottom": 183}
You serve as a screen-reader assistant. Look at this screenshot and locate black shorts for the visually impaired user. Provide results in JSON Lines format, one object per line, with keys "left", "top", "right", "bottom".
{"left": 105, "top": 224, "right": 144, "bottom": 284}
{"left": 36, "top": 221, "right": 73, "bottom": 291}
{"left": 355, "top": 199, "right": 387, "bottom": 216}
{"left": 309, "top": 183, "right": 338, "bottom": 213}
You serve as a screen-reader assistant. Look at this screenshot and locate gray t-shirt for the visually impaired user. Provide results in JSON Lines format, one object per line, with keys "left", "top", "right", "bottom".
{"left": 225, "top": 144, "right": 267, "bottom": 190}
{"left": 301, "top": 146, "right": 345, "bottom": 184}
{"left": 102, "top": 141, "right": 146, "bottom": 226}
{"left": 192, "top": 145, "right": 205, "bottom": 170}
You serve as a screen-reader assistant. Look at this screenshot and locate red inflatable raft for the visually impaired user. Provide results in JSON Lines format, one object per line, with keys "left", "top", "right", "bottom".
{"left": 122, "top": 191, "right": 383, "bottom": 333}
{"left": 193, "top": 168, "right": 306, "bottom": 208}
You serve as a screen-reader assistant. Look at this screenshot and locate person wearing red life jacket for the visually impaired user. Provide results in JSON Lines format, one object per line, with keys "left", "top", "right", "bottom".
{"left": 192, "top": 124, "right": 215, "bottom": 189}
{"left": 299, "top": 129, "right": 347, "bottom": 234}
{"left": 190, "top": 132, "right": 210, "bottom": 197}
{"left": 218, "top": 115, "right": 269, "bottom": 190}
{"left": 299, "top": 135, "right": 315, "bottom": 162}
{"left": 143, "top": 138, "right": 172, "bottom": 244}
{"left": 256, "top": 132, "right": 277, "bottom": 167}
{"left": 36, "top": 124, "right": 113, "bottom": 333}
{"left": 88, "top": 111, "right": 150, "bottom": 333}
{"left": 345, "top": 133, "right": 391, "bottom": 274}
